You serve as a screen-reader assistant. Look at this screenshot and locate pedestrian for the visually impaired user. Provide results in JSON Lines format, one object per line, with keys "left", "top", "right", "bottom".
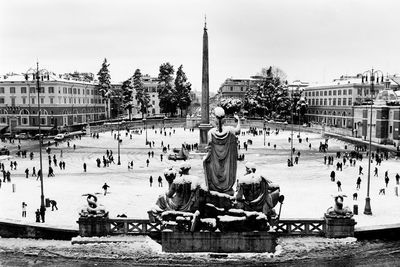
{"left": 396, "top": 173, "right": 400, "bottom": 185}
{"left": 37, "top": 169, "right": 42, "bottom": 180}
{"left": 22, "top": 202, "right": 27, "bottom": 217}
{"left": 25, "top": 168, "right": 29, "bottom": 178}
{"left": 337, "top": 180, "right": 342, "bottom": 192}
{"left": 48, "top": 166, "right": 55, "bottom": 177}
{"left": 385, "top": 176, "right": 389, "bottom": 187}
{"left": 50, "top": 200, "right": 58, "bottom": 211}
{"left": 102, "top": 183, "right": 110, "bottom": 195}
{"left": 160, "top": 154, "right": 163, "bottom": 162}
{"left": 356, "top": 177, "right": 362, "bottom": 189}
{"left": 146, "top": 159, "right": 149, "bottom": 167}
{"left": 35, "top": 209, "right": 40, "bottom": 222}
{"left": 359, "top": 166, "right": 363, "bottom": 175}
{"left": 374, "top": 167, "right": 378, "bottom": 177}
{"left": 330, "top": 170, "right": 335, "bottom": 182}
{"left": 149, "top": 176, "right": 153, "bottom": 187}
{"left": 83, "top": 163, "right": 87, "bottom": 172}
{"left": 32, "top": 167, "right": 36, "bottom": 177}
{"left": 158, "top": 176, "right": 162, "bottom": 187}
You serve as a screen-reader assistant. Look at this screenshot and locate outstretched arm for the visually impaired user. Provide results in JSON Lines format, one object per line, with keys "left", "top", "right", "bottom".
{"left": 233, "top": 114, "right": 241, "bottom": 134}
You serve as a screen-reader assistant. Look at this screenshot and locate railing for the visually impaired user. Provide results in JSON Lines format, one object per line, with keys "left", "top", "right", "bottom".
{"left": 108, "top": 219, "right": 163, "bottom": 235}
{"left": 105, "top": 218, "right": 325, "bottom": 236}
{"left": 272, "top": 219, "right": 326, "bottom": 236}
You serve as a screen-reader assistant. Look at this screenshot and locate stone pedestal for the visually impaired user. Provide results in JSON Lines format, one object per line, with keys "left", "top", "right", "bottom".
{"left": 162, "top": 231, "right": 276, "bottom": 253}
{"left": 324, "top": 215, "right": 356, "bottom": 238}
{"left": 198, "top": 123, "right": 212, "bottom": 151}
{"left": 77, "top": 216, "right": 109, "bottom": 237}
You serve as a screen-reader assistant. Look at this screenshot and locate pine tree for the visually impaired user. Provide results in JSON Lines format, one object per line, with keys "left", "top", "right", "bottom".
{"left": 175, "top": 65, "right": 192, "bottom": 117}
{"left": 121, "top": 78, "right": 133, "bottom": 120}
{"left": 133, "top": 69, "right": 150, "bottom": 118}
{"left": 157, "top": 63, "right": 176, "bottom": 116}
{"left": 97, "top": 58, "right": 112, "bottom": 119}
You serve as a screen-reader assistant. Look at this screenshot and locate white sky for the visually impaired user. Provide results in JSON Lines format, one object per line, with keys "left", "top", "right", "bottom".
{"left": 1, "top": 0, "right": 400, "bottom": 92}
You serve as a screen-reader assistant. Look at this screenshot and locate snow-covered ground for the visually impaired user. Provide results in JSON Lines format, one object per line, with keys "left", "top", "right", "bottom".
{"left": 0, "top": 126, "right": 399, "bottom": 229}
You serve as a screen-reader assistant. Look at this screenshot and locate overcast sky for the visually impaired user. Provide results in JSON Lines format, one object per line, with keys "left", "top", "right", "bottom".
{"left": 1, "top": 0, "right": 400, "bottom": 92}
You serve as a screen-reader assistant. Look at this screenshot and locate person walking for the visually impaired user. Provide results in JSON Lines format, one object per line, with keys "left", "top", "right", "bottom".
{"left": 149, "top": 176, "right": 153, "bottom": 187}
{"left": 83, "top": 163, "right": 87, "bottom": 172}
{"left": 359, "top": 166, "right": 363, "bottom": 175}
{"left": 146, "top": 159, "right": 149, "bottom": 167}
{"left": 385, "top": 176, "right": 390, "bottom": 188}
{"left": 330, "top": 170, "right": 336, "bottom": 182}
{"left": 396, "top": 173, "right": 400, "bottom": 185}
{"left": 102, "top": 183, "right": 110, "bottom": 196}
{"left": 25, "top": 168, "right": 29, "bottom": 178}
{"left": 337, "top": 180, "right": 342, "bottom": 192}
{"left": 50, "top": 200, "right": 58, "bottom": 211}
{"left": 356, "top": 177, "right": 362, "bottom": 190}
{"left": 22, "top": 202, "right": 27, "bottom": 217}
{"left": 158, "top": 176, "right": 163, "bottom": 187}
{"left": 374, "top": 167, "right": 378, "bottom": 177}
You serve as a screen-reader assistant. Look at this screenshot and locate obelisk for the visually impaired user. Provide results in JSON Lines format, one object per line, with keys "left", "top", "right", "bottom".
{"left": 198, "top": 18, "right": 212, "bottom": 150}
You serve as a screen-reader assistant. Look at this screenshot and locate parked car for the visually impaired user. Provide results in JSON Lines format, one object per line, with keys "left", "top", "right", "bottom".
{"left": 0, "top": 147, "right": 9, "bottom": 155}
{"left": 15, "top": 133, "right": 30, "bottom": 139}
{"left": 54, "top": 134, "right": 65, "bottom": 141}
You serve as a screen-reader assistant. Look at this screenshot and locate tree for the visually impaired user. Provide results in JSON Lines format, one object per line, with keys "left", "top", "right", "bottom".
{"left": 157, "top": 63, "right": 176, "bottom": 116}
{"left": 121, "top": 78, "right": 133, "bottom": 120}
{"left": 133, "top": 69, "right": 150, "bottom": 118}
{"left": 243, "top": 66, "right": 291, "bottom": 120}
{"left": 243, "top": 84, "right": 268, "bottom": 117}
{"left": 97, "top": 58, "right": 112, "bottom": 119}
{"left": 175, "top": 65, "right": 192, "bottom": 117}
{"left": 220, "top": 98, "right": 242, "bottom": 116}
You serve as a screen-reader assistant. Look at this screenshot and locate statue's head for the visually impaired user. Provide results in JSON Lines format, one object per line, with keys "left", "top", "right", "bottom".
{"left": 214, "top": 107, "right": 225, "bottom": 132}
{"left": 245, "top": 162, "right": 256, "bottom": 174}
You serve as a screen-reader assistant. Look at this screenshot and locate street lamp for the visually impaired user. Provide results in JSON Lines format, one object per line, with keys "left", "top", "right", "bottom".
{"left": 143, "top": 117, "right": 147, "bottom": 145}
{"left": 263, "top": 117, "right": 266, "bottom": 146}
{"left": 25, "top": 62, "right": 49, "bottom": 223}
{"left": 361, "top": 68, "right": 384, "bottom": 215}
{"left": 117, "top": 121, "right": 121, "bottom": 165}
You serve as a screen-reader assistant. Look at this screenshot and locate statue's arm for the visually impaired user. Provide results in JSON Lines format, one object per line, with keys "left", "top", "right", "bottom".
{"left": 233, "top": 114, "right": 241, "bottom": 134}
{"left": 166, "top": 184, "right": 176, "bottom": 198}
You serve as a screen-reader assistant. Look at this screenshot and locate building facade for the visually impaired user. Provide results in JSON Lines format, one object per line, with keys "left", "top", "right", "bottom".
{"left": 0, "top": 72, "right": 106, "bottom": 133}
{"left": 218, "top": 76, "right": 264, "bottom": 100}
{"left": 304, "top": 75, "right": 396, "bottom": 129}
{"left": 353, "top": 90, "right": 400, "bottom": 146}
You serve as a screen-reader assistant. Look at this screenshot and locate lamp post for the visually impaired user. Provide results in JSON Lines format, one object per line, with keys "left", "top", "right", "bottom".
{"left": 25, "top": 62, "right": 49, "bottom": 223}
{"left": 117, "top": 121, "right": 121, "bottom": 165}
{"left": 143, "top": 117, "right": 147, "bottom": 145}
{"left": 361, "top": 68, "right": 384, "bottom": 215}
{"left": 263, "top": 117, "right": 266, "bottom": 146}
{"left": 290, "top": 89, "right": 294, "bottom": 167}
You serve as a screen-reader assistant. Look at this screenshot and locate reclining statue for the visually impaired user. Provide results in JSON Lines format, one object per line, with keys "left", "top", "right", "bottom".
{"left": 235, "top": 162, "right": 280, "bottom": 220}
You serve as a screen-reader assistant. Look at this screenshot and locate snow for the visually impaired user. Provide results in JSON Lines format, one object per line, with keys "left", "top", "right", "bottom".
{"left": 218, "top": 215, "right": 246, "bottom": 222}
{"left": 238, "top": 173, "right": 262, "bottom": 184}
{"left": 0, "top": 126, "right": 399, "bottom": 231}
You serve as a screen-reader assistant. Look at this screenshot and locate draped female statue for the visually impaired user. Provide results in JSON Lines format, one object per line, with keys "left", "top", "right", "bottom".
{"left": 203, "top": 107, "right": 240, "bottom": 195}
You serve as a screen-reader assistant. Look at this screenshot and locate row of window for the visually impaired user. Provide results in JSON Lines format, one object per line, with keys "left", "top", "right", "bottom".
{"left": 305, "top": 89, "right": 353, "bottom": 97}
{"left": 0, "top": 96, "right": 102, "bottom": 105}
{"left": 308, "top": 98, "right": 353, "bottom": 106}
{"left": 0, "top": 86, "right": 99, "bottom": 96}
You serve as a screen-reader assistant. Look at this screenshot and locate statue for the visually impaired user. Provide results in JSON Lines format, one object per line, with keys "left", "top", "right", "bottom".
{"left": 235, "top": 162, "right": 281, "bottom": 221}
{"left": 203, "top": 107, "right": 240, "bottom": 195}
{"left": 326, "top": 194, "right": 353, "bottom": 218}
{"left": 79, "top": 193, "right": 108, "bottom": 217}
{"left": 149, "top": 164, "right": 205, "bottom": 222}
